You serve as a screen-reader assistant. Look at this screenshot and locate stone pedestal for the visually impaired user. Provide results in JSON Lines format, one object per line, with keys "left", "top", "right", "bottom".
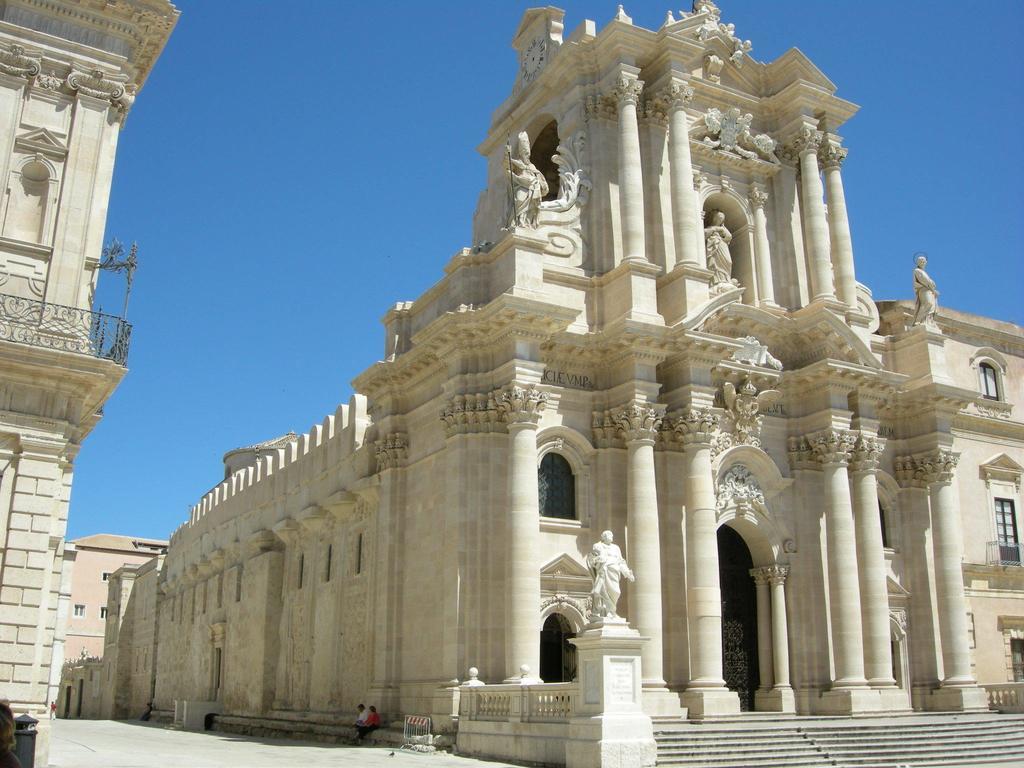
{"left": 818, "top": 687, "right": 880, "bottom": 715}
{"left": 566, "top": 620, "right": 656, "bottom": 768}
{"left": 755, "top": 686, "right": 795, "bottom": 713}
{"left": 926, "top": 684, "right": 990, "bottom": 712}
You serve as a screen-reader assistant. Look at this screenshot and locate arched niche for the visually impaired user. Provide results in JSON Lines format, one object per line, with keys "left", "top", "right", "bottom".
{"left": 702, "top": 189, "right": 755, "bottom": 304}
{"left": 529, "top": 119, "right": 560, "bottom": 202}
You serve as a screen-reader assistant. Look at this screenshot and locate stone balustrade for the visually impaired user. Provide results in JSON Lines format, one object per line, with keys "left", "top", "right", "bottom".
{"left": 459, "top": 682, "right": 576, "bottom": 724}
{"left": 985, "top": 683, "right": 1024, "bottom": 713}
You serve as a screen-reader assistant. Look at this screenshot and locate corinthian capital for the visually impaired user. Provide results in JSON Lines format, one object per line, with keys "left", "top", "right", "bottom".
{"left": 665, "top": 81, "right": 695, "bottom": 109}
{"left": 612, "top": 75, "right": 644, "bottom": 106}
{"left": 850, "top": 434, "right": 885, "bottom": 473}
{"left": 611, "top": 402, "right": 664, "bottom": 444}
{"left": 917, "top": 448, "right": 960, "bottom": 484}
{"left": 819, "top": 141, "right": 848, "bottom": 170}
{"left": 809, "top": 428, "right": 857, "bottom": 466}
{"left": 499, "top": 385, "right": 548, "bottom": 427}
{"left": 375, "top": 432, "right": 408, "bottom": 471}
{"left": 781, "top": 125, "right": 823, "bottom": 162}
{"left": 669, "top": 407, "right": 720, "bottom": 447}
{"left": 747, "top": 187, "right": 768, "bottom": 209}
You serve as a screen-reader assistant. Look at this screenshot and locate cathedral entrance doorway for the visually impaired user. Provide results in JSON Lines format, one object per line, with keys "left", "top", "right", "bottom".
{"left": 540, "top": 613, "right": 577, "bottom": 682}
{"left": 718, "top": 525, "right": 759, "bottom": 711}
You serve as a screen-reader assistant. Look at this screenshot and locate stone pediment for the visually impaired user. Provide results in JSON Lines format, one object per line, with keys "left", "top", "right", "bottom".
{"left": 979, "top": 453, "right": 1023, "bottom": 489}
{"left": 540, "top": 552, "right": 590, "bottom": 579}
{"left": 14, "top": 128, "right": 67, "bottom": 158}
{"left": 700, "top": 301, "right": 881, "bottom": 371}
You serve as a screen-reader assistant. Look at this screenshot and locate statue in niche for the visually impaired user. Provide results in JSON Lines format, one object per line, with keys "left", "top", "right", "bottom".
{"left": 586, "top": 530, "right": 634, "bottom": 621}
{"left": 505, "top": 131, "right": 548, "bottom": 229}
{"left": 912, "top": 253, "right": 939, "bottom": 327}
{"left": 704, "top": 210, "right": 737, "bottom": 287}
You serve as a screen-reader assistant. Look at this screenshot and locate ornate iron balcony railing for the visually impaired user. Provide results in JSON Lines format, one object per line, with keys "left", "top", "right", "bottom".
{"left": 988, "top": 540, "right": 1024, "bottom": 567}
{"left": 0, "top": 292, "right": 131, "bottom": 366}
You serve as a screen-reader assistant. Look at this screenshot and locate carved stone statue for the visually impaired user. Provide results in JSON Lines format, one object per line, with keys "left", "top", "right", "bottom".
{"left": 731, "top": 335, "right": 783, "bottom": 370}
{"left": 912, "top": 254, "right": 939, "bottom": 327}
{"left": 698, "top": 107, "right": 777, "bottom": 162}
{"left": 723, "top": 377, "right": 781, "bottom": 447}
{"left": 704, "top": 210, "right": 736, "bottom": 286}
{"left": 586, "top": 530, "right": 634, "bottom": 621}
{"left": 505, "top": 131, "right": 548, "bottom": 229}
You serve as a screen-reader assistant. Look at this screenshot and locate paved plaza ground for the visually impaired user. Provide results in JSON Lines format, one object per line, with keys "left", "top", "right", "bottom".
{"left": 50, "top": 719, "right": 516, "bottom": 768}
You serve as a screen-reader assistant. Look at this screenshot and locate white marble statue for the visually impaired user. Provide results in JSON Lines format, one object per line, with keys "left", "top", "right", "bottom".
{"left": 912, "top": 254, "right": 939, "bottom": 327}
{"left": 731, "top": 335, "right": 783, "bottom": 370}
{"left": 704, "top": 210, "right": 736, "bottom": 286}
{"left": 505, "top": 131, "right": 548, "bottom": 229}
{"left": 587, "top": 530, "right": 635, "bottom": 621}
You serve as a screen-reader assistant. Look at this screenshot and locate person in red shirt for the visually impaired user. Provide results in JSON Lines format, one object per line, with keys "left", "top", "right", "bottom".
{"left": 356, "top": 705, "right": 380, "bottom": 742}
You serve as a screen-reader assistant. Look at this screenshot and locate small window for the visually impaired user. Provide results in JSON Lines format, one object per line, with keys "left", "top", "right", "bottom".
{"left": 99, "top": 607, "right": 108, "bottom": 619}
{"left": 73, "top": 604, "right": 85, "bottom": 618}
{"left": 324, "top": 544, "right": 333, "bottom": 582}
{"left": 1012, "top": 638, "right": 1024, "bottom": 682}
{"left": 355, "top": 533, "right": 364, "bottom": 575}
{"left": 538, "top": 453, "right": 576, "bottom": 520}
{"left": 979, "top": 362, "right": 1000, "bottom": 400}
{"left": 297, "top": 553, "right": 305, "bottom": 589}
{"left": 995, "top": 499, "right": 1019, "bottom": 546}
{"left": 101, "top": 572, "right": 111, "bottom": 582}
{"left": 878, "top": 501, "right": 890, "bottom": 549}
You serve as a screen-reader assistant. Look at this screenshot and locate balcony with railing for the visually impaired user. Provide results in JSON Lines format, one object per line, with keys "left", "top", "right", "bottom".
{"left": 0, "top": 292, "right": 131, "bottom": 366}
{"left": 987, "top": 540, "right": 1024, "bottom": 567}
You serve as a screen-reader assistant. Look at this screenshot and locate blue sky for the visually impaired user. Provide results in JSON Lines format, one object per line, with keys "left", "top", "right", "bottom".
{"left": 70, "top": 1, "right": 1024, "bottom": 540}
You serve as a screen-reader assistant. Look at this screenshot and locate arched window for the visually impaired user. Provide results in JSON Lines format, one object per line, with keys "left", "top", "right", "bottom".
{"left": 530, "top": 121, "right": 560, "bottom": 202}
{"left": 979, "top": 362, "right": 1000, "bottom": 400}
{"left": 538, "top": 453, "right": 575, "bottom": 519}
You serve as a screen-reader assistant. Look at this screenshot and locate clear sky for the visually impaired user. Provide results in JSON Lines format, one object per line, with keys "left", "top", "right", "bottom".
{"left": 70, "top": 0, "right": 1024, "bottom": 540}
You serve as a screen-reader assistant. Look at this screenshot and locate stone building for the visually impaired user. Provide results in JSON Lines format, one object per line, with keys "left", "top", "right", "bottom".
{"left": 119, "top": 1, "right": 1022, "bottom": 748}
{"left": 59, "top": 553, "right": 164, "bottom": 720}
{"left": 0, "top": 0, "right": 177, "bottom": 724}
{"left": 63, "top": 534, "right": 167, "bottom": 660}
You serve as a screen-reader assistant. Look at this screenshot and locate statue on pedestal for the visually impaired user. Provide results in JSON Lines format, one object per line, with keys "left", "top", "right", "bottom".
{"left": 704, "top": 210, "right": 737, "bottom": 287}
{"left": 505, "top": 131, "right": 548, "bottom": 229}
{"left": 587, "top": 530, "right": 635, "bottom": 621}
{"left": 912, "top": 254, "right": 939, "bottom": 327}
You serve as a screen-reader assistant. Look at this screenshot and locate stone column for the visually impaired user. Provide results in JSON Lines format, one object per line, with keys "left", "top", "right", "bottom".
{"left": 614, "top": 403, "right": 666, "bottom": 687}
{"left": 674, "top": 409, "right": 739, "bottom": 716}
{"left": 614, "top": 75, "right": 647, "bottom": 262}
{"left": 750, "top": 568, "right": 773, "bottom": 691}
{"left": 921, "top": 450, "right": 975, "bottom": 687}
{"left": 850, "top": 435, "right": 897, "bottom": 688}
{"left": 499, "top": 385, "right": 547, "bottom": 682}
{"left": 768, "top": 566, "right": 791, "bottom": 690}
{"left": 665, "top": 81, "right": 703, "bottom": 268}
{"left": 789, "top": 127, "right": 834, "bottom": 301}
{"left": 747, "top": 187, "right": 777, "bottom": 306}
{"left": 821, "top": 139, "right": 857, "bottom": 307}
{"left": 811, "top": 429, "right": 868, "bottom": 688}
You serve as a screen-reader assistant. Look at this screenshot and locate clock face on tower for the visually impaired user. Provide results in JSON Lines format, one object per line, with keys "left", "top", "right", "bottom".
{"left": 521, "top": 36, "right": 546, "bottom": 82}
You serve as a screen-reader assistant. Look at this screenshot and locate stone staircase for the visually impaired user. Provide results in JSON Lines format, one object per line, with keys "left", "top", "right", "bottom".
{"left": 654, "top": 713, "right": 1024, "bottom": 767}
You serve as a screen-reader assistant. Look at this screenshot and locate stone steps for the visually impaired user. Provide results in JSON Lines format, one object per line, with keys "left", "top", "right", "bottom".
{"left": 654, "top": 713, "right": 1024, "bottom": 767}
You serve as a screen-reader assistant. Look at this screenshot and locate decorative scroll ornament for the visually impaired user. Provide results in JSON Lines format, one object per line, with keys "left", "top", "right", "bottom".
{"left": 375, "top": 432, "right": 408, "bottom": 471}
{"left": 731, "top": 336, "right": 783, "bottom": 370}
{"left": 703, "top": 52, "right": 724, "bottom": 83}
{"left": 541, "top": 592, "right": 592, "bottom": 620}
{"left": 723, "top": 377, "right": 781, "bottom": 447}
{"left": 717, "top": 464, "right": 765, "bottom": 511}
{"left": 538, "top": 131, "right": 592, "bottom": 213}
{"left": 67, "top": 68, "right": 135, "bottom": 116}
{"left": 696, "top": 107, "right": 777, "bottom": 162}
{"left": 0, "top": 44, "right": 40, "bottom": 78}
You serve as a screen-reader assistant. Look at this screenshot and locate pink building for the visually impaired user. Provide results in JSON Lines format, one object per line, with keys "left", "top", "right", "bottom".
{"left": 64, "top": 535, "right": 167, "bottom": 660}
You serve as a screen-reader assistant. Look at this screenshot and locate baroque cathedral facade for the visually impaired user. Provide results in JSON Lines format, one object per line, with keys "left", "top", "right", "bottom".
{"left": 100, "top": 2, "right": 1024, "bottom": 730}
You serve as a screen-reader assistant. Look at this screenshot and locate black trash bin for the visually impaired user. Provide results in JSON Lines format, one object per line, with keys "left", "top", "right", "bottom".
{"left": 13, "top": 713, "right": 38, "bottom": 768}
